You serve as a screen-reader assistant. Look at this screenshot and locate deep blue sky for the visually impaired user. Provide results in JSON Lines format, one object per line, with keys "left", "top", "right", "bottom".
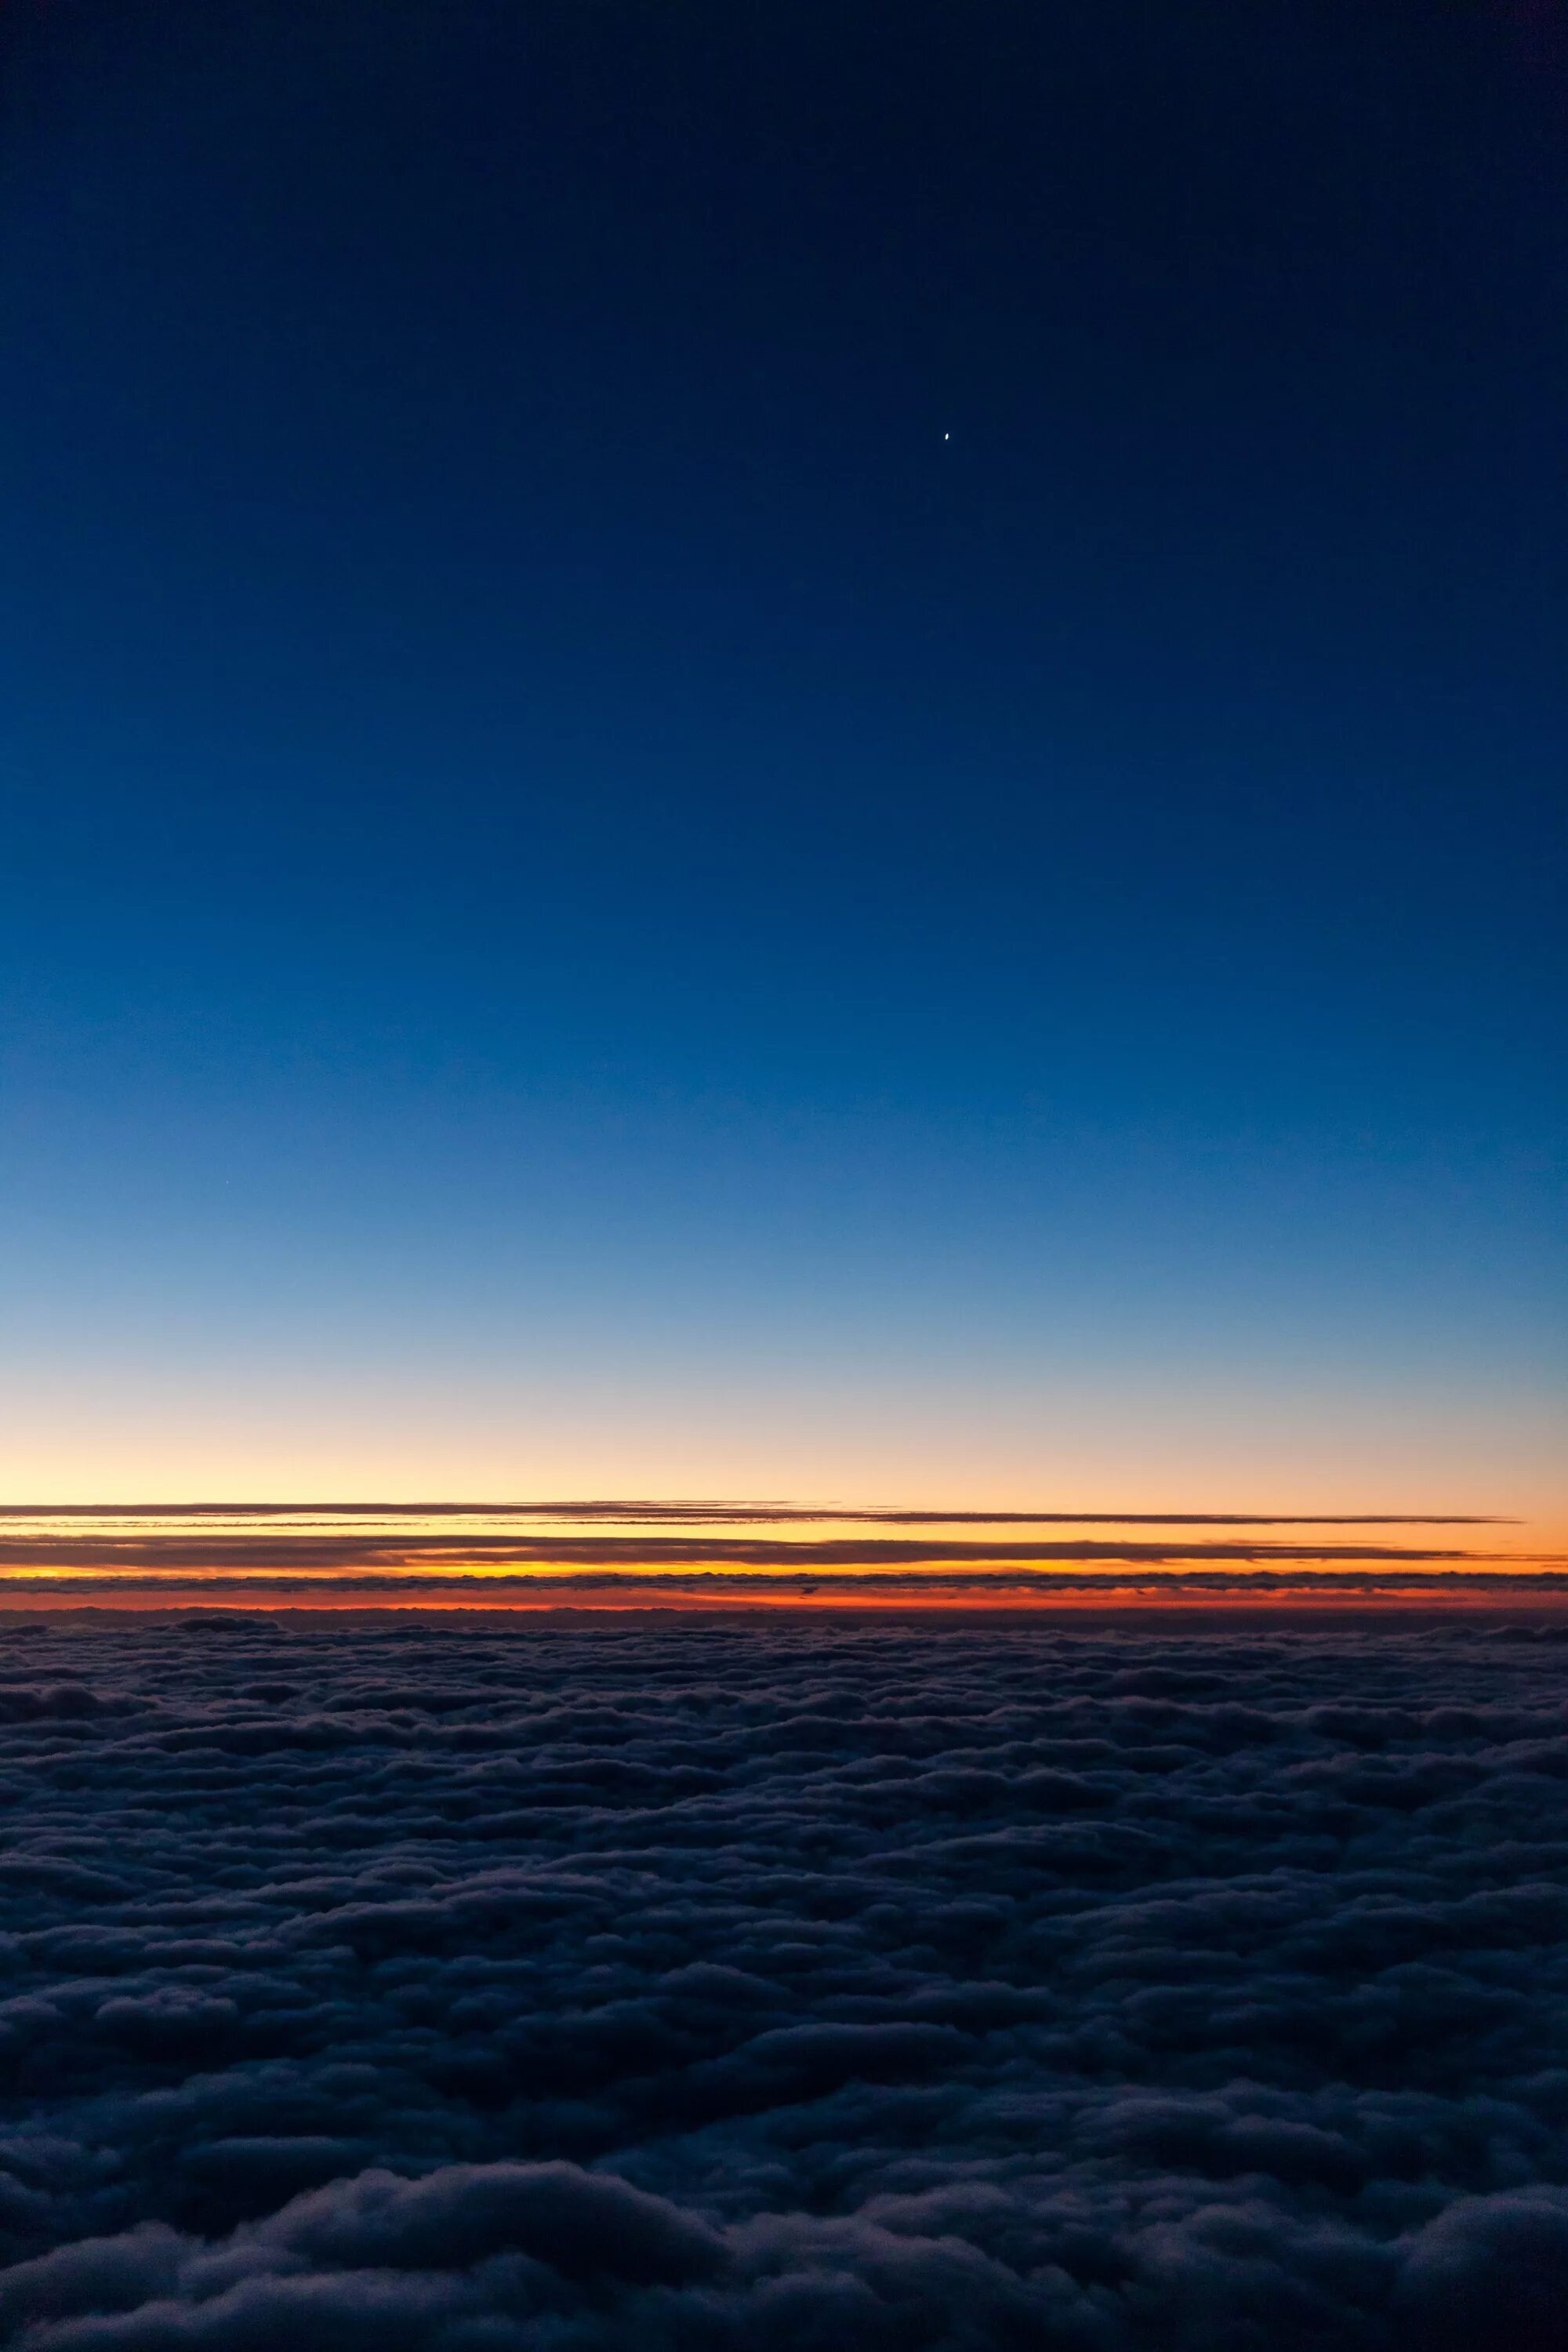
{"left": 2, "top": 0, "right": 1564, "bottom": 1508}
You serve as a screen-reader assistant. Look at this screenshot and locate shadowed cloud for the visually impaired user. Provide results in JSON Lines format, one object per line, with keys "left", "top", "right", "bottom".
{"left": 1, "top": 1613, "right": 1567, "bottom": 2347}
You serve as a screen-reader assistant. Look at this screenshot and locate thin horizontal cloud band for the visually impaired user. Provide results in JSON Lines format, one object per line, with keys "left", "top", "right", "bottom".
{"left": 0, "top": 1538, "right": 1549, "bottom": 1571}
{"left": 0, "top": 1504, "right": 1508, "bottom": 1526}
{"left": 3, "top": 1568, "right": 1566, "bottom": 1595}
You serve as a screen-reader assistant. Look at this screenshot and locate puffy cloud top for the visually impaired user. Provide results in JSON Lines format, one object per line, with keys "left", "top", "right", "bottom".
{"left": 1, "top": 1611, "right": 1566, "bottom": 2347}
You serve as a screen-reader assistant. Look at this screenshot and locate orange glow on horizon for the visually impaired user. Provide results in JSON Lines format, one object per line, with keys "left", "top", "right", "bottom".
{"left": 2, "top": 1501, "right": 1563, "bottom": 1612}
{"left": 5, "top": 1589, "right": 1568, "bottom": 1617}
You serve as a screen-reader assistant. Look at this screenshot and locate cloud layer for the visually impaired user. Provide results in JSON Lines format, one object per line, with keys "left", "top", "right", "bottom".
{"left": 0, "top": 1500, "right": 1546, "bottom": 1596}
{"left": 2, "top": 1612, "right": 1567, "bottom": 2347}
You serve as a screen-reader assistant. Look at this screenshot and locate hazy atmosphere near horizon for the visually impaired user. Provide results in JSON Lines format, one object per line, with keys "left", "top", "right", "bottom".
{"left": 3, "top": 0, "right": 1567, "bottom": 2344}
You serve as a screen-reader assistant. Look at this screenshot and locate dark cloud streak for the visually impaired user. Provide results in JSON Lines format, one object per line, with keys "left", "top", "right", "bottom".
{"left": 0, "top": 1504, "right": 1507, "bottom": 1524}
{"left": 0, "top": 1541, "right": 1539, "bottom": 1580}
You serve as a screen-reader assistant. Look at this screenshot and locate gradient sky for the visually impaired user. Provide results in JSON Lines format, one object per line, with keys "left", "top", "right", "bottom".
{"left": 2, "top": 0, "right": 1564, "bottom": 1526}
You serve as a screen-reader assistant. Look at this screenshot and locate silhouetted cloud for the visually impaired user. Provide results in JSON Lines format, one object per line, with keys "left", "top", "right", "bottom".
{"left": 2, "top": 1614, "right": 1567, "bottom": 2344}
{"left": 0, "top": 1504, "right": 1507, "bottom": 1524}
{"left": 0, "top": 1499, "right": 1544, "bottom": 1592}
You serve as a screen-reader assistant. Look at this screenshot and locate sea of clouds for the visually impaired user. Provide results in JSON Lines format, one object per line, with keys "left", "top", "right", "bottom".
{"left": 0, "top": 1610, "right": 1565, "bottom": 2349}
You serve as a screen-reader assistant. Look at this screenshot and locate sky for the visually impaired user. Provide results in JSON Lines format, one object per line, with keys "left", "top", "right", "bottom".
{"left": 6, "top": 13, "right": 1568, "bottom": 2328}
{"left": 2, "top": 0, "right": 1565, "bottom": 1545}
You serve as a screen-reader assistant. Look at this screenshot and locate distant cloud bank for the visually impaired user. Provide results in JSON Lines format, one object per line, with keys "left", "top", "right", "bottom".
{"left": 0, "top": 1501, "right": 1554, "bottom": 1602}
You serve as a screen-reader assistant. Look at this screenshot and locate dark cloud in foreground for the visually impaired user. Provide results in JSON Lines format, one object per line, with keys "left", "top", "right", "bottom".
{"left": 2, "top": 1613, "right": 1568, "bottom": 2347}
